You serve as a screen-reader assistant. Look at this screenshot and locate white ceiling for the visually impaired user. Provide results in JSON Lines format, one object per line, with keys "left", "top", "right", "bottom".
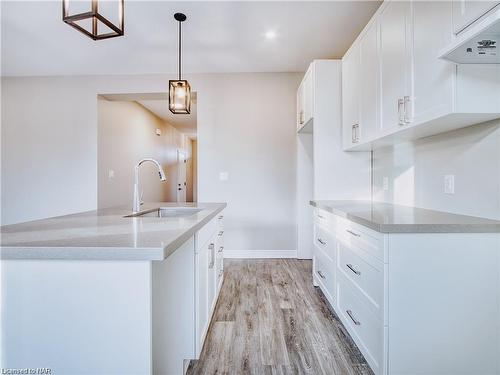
{"left": 138, "top": 99, "right": 197, "bottom": 134}
{"left": 1, "top": 1, "right": 381, "bottom": 77}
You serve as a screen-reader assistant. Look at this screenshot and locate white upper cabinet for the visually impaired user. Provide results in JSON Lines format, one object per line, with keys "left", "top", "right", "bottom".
{"left": 410, "top": 1, "right": 455, "bottom": 126}
{"left": 379, "top": 0, "right": 411, "bottom": 135}
{"left": 359, "top": 19, "right": 380, "bottom": 142}
{"left": 342, "top": 18, "right": 380, "bottom": 149}
{"left": 342, "top": 0, "right": 500, "bottom": 151}
{"left": 297, "top": 66, "right": 314, "bottom": 131}
{"left": 342, "top": 42, "right": 360, "bottom": 147}
{"left": 452, "top": 0, "right": 500, "bottom": 33}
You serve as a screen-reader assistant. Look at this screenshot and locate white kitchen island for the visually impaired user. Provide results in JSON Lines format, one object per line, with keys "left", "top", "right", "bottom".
{"left": 1, "top": 202, "right": 226, "bottom": 375}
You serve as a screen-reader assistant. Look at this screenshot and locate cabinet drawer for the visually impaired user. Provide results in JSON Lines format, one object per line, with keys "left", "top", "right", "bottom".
{"left": 196, "top": 217, "right": 217, "bottom": 253}
{"left": 314, "top": 224, "right": 336, "bottom": 262}
{"left": 338, "top": 242, "right": 384, "bottom": 316}
{"left": 314, "top": 246, "right": 335, "bottom": 301}
{"left": 314, "top": 208, "right": 336, "bottom": 230}
{"left": 337, "top": 277, "right": 383, "bottom": 373}
{"left": 217, "top": 212, "right": 224, "bottom": 231}
{"left": 336, "top": 217, "right": 384, "bottom": 261}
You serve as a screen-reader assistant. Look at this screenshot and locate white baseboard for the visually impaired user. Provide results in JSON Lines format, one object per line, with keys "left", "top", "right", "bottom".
{"left": 224, "top": 250, "right": 297, "bottom": 259}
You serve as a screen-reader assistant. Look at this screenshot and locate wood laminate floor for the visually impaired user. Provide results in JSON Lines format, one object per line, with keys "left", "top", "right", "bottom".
{"left": 187, "top": 259, "right": 373, "bottom": 375}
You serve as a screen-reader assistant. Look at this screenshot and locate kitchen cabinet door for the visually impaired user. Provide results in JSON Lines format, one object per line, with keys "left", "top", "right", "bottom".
{"left": 452, "top": 0, "right": 499, "bottom": 34}
{"left": 410, "top": 1, "right": 454, "bottom": 126}
{"left": 195, "top": 240, "right": 209, "bottom": 356}
{"left": 342, "top": 42, "right": 360, "bottom": 148}
{"left": 359, "top": 20, "right": 380, "bottom": 142}
{"left": 379, "top": 0, "right": 411, "bottom": 134}
{"left": 297, "top": 81, "right": 305, "bottom": 130}
{"left": 303, "top": 68, "right": 314, "bottom": 125}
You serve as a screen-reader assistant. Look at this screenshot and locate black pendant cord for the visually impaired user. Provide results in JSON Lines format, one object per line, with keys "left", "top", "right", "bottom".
{"left": 178, "top": 20, "right": 182, "bottom": 81}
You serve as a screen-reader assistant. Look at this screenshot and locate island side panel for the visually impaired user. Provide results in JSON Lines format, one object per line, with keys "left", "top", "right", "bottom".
{"left": 387, "top": 233, "right": 500, "bottom": 375}
{"left": 1, "top": 259, "right": 152, "bottom": 374}
{"left": 152, "top": 236, "right": 196, "bottom": 375}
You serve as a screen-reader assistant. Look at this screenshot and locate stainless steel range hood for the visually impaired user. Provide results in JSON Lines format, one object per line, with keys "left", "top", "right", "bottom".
{"left": 439, "top": 6, "right": 499, "bottom": 64}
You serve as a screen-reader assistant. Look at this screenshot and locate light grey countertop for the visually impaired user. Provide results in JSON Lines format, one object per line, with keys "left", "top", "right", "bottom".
{"left": 310, "top": 200, "right": 500, "bottom": 233}
{"left": 0, "top": 202, "right": 226, "bottom": 260}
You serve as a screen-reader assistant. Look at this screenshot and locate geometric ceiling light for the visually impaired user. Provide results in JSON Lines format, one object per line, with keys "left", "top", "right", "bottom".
{"left": 169, "top": 13, "right": 191, "bottom": 114}
{"left": 62, "top": 0, "right": 124, "bottom": 40}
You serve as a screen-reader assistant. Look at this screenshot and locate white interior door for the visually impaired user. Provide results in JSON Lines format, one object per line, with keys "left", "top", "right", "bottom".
{"left": 177, "top": 150, "right": 187, "bottom": 203}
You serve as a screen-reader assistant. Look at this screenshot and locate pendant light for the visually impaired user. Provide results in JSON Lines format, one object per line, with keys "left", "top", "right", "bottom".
{"left": 62, "top": 0, "right": 124, "bottom": 40}
{"left": 169, "top": 13, "right": 191, "bottom": 114}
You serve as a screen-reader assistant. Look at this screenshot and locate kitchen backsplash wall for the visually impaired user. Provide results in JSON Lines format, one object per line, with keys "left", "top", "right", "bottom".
{"left": 373, "top": 119, "right": 500, "bottom": 220}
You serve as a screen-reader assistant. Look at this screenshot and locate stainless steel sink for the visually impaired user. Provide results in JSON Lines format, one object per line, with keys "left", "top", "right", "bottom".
{"left": 125, "top": 207, "right": 203, "bottom": 218}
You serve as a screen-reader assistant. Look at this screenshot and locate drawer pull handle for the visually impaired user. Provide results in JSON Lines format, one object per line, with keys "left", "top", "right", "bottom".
{"left": 346, "top": 309, "right": 361, "bottom": 326}
{"left": 208, "top": 243, "right": 215, "bottom": 269}
{"left": 218, "top": 230, "right": 224, "bottom": 236}
{"left": 318, "top": 214, "right": 325, "bottom": 219}
{"left": 317, "top": 270, "right": 326, "bottom": 279}
{"left": 218, "top": 215, "right": 224, "bottom": 220}
{"left": 218, "top": 246, "right": 224, "bottom": 253}
{"left": 346, "top": 264, "right": 361, "bottom": 276}
{"left": 346, "top": 229, "right": 361, "bottom": 238}
{"left": 317, "top": 238, "right": 327, "bottom": 245}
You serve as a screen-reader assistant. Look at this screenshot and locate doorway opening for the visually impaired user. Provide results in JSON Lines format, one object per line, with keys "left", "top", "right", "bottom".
{"left": 97, "top": 92, "right": 197, "bottom": 209}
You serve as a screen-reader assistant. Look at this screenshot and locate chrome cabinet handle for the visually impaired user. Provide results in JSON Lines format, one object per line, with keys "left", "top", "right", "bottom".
{"left": 299, "top": 111, "right": 304, "bottom": 125}
{"left": 317, "top": 270, "right": 326, "bottom": 279}
{"left": 346, "top": 309, "right": 361, "bottom": 325}
{"left": 346, "top": 264, "right": 361, "bottom": 276}
{"left": 398, "top": 98, "right": 404, "bottom": 125}
{"left": 317, "top": 214, "right": 325, "bottom": 219}
{"left": 218, "top": 230, "right": 224, "bottom": 236}
{"left": 218, "top": 246, "right": 224, "bottom": 253}
{"left": 208, "top": 243, "right": 215, "bottom": 269}
{"left": 218, "top": 215, "right": 224, "bottom": 220}
{"left": 352, "top": 124, "right": 359, "bottom": 143}
{"left": 404, "top": 96, "right": 411, "bottom": 124}
{"left": 346, "top": 229, "right": 361, "bottom": 238}
{"left": 317, "top": 238, "right": 327, "bottom": 245}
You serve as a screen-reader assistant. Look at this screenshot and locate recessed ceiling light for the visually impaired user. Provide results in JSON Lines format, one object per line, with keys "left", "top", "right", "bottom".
{"left": 265, "top": 30, "right": 276, "bottom": 40}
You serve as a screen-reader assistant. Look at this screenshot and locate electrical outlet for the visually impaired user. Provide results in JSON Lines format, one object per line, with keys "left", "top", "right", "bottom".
{"left": 444, "top": 175, "right": 455, "bottom": 194}
{"left": 382, "top": 177, "right": 389, "bottom": 191}
{"left": 219, "top": 172, "right": 229, "bottom": 181}
{"left": 108, "top": 170, "right": 115, "bottom": 179}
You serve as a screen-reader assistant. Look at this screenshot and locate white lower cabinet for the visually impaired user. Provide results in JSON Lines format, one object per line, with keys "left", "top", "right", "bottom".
{"left": 195, "top": 212, "right": 225, "bottom": 358}
{"left": 313, "top": 208, "right": 500, "bottom": 375}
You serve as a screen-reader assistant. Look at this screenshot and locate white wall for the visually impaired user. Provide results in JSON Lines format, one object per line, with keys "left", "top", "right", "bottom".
{"left": 98, "top": 99, "right": 186, "bottom": 208}
{"left": 196, "top": 73, "right": 301, "bottom": 252}
{"left": 373, "top": 119, "right": 500, "bottom": 220}
{"left": 1, "top": 76, "right": 98, "bottom": 224}
{"left": 1, "top": 72, "right": 301, "bottom": 254}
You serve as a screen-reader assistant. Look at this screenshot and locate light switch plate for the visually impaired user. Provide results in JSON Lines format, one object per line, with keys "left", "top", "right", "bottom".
{"left": 444, "top": 175, "right": 455, "bottom": 194}
{"left": 382, "top": 177, "right": 389, "bottom": 191}
{"left": 108, "top": 170, "right": 115, "bottom": 179}
{"left": 219, "top": 172, "right": 229, "bottom": 181}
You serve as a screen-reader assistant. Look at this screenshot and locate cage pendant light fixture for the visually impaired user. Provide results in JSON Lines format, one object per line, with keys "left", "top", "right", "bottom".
{"left": 62, "top": 0, "right": 124, "bottom": 40}
{"left": 169, "top": 13, "right": 191, "bottom": 114}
